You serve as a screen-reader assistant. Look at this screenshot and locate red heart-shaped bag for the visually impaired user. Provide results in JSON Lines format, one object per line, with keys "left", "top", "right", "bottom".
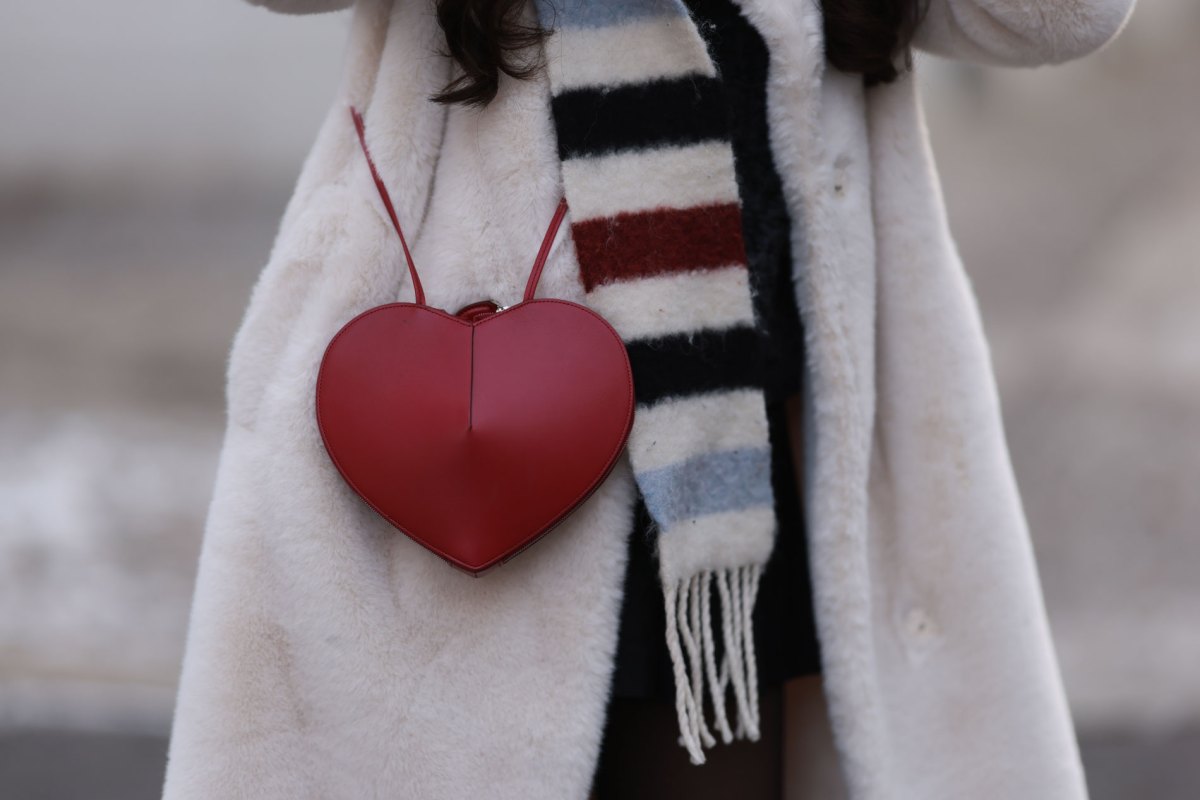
{"left": 316, "top": 108, "right": 635, "bottom": 575}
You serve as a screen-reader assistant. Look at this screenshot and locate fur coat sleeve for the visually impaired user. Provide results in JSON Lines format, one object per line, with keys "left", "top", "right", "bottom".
{"left": 914, "top": 0, "right": 1136, "bottom": 65}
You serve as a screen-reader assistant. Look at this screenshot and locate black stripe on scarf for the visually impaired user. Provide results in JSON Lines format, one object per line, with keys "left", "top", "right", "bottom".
{"left": 626, "top": 324, "right": 768, "bottom": 406}
{"left": 552, "top": 74, "right": 729, "bottom": 160}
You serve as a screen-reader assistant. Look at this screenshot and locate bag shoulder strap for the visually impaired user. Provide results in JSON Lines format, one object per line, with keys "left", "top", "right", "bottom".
{"left": 350, "top": 106, "right": 568, "bottom": 308}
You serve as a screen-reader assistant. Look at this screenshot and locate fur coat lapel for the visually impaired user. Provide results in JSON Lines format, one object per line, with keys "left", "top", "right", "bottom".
{"left": 745, "top": 2, "right": 1090, "bottom": 792}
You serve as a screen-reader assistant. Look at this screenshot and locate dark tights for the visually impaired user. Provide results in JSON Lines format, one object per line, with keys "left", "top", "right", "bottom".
{"left": 590, "top": 684, "right": 784, "bottom": 799}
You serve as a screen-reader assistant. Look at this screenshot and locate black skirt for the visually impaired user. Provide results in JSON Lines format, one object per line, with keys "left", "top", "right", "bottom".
{"left": 607, "top": 0, "right": 823, "bottom": 702}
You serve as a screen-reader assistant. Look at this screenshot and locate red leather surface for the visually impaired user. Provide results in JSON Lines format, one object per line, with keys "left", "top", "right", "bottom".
{"left": 316, "top": 299, "right": 635, "bottom": 575}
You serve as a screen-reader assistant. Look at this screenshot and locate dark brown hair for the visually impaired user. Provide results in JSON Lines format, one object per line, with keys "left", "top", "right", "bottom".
{"left": 821, "top": 0, "right": 928, "bottom": 86}
{"left": 430, "top": 0, "right": 549, "bottom": 107}
{"left": 431, "top": 0, "right": 928, "bottom": 107}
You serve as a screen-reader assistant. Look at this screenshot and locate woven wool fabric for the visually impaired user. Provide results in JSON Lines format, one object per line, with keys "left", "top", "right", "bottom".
{"left": 533, "top": 0, "right": 778, "bottom": 762}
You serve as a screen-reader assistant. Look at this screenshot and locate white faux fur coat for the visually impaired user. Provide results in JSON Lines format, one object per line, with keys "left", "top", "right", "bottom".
{"left": 163, "top": 0, "right": 1136, "bottom": 797}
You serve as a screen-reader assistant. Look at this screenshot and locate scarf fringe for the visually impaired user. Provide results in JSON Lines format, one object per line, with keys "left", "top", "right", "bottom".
{"left": 663, "top": 564, "right": 764, "bottom": 765}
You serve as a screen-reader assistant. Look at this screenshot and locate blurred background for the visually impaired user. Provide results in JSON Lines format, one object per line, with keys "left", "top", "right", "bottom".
{"left": 1, "top": 0, "right": 1196, "bottom": 797}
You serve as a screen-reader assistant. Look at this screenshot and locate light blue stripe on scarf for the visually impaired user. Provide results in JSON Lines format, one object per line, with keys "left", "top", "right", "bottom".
{"left": 636, "top": 446, "right": 774, "bottom": 525}
{"left": 541, "top": 0, "right": 688, "bottom": 29}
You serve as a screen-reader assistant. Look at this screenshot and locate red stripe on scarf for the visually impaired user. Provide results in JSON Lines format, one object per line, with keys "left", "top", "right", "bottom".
{"left": 573, "top": 203, "right": 747, "bottom": 292}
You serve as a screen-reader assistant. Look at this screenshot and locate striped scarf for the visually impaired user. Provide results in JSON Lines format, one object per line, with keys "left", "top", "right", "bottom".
{"left": 532, "top": 0, "right": 778, "bottom": 764}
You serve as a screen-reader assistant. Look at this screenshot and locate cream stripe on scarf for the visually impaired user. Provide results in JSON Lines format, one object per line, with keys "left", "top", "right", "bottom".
{"left": 561, "top": 142, "right": 740, "bottom": 220}
{"left": 588, "top": 268, "right": 756, "bottom": 342}
{"left": 545, "top": 15, "right": 716, "bottom": 90}
{"left": 627, "top": 390, "right": 770, "bottom": 472}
